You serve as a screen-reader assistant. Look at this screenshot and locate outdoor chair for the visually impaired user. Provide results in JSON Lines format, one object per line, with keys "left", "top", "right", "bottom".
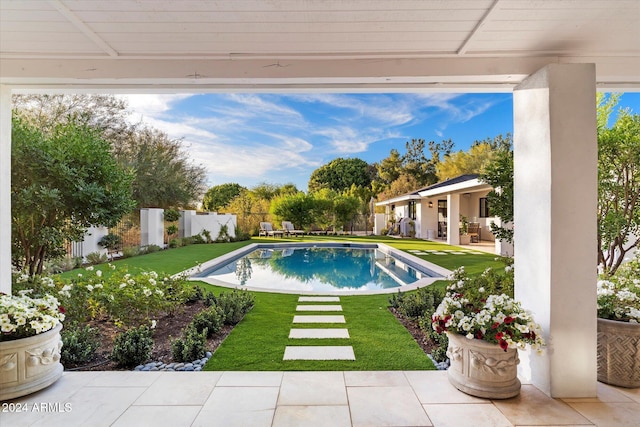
{"left": 259, "top": 222, "right": 284, "bottom": 238}
{"left": 282, "top": 221, "right": 304, "bottom": 237}
{"left": 468, "top": 222, "right": 481, "bottom": 243}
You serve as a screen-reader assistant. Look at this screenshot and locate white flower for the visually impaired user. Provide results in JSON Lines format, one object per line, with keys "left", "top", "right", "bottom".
{"left": 85, "top": 266, "right": 94, "bottom": 271}
{"left": 478, "top": 287, "right": 485, "bottom": 293}
{"left": 151, "top": 320, "right": 157, "bottom": 329}
{"left": 86, "top": 285, "right": 94, "bottom": 292}
{"left": 96, "top": 270, "right": 102, "bottom": 277}
{"left": 119, "top": 283, "right": 127, "bottom": 289}
{"left": 142, "top": 288, "right": 152, "bottom": 297}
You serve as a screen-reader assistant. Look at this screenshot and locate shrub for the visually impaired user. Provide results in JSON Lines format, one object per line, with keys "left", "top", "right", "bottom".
{"left": 122, "top": 246, "right": 141, "bottom": 258}
{"left": 391, "top": 287, "right": 444, "bottom": 319}
{"left": 168, "top": 238, "right": 180, "bottom": 248}
{"left": 98, "top": 233, "right": 122, "bottom": 253}
{"left": 182, "top": 284, "right": 204, "bottom": 304}
{"left": 201, "top": 229, "right": 213, "bottom": 243}
{"left": 190, "top": 306, "right": 223, "bottom": 337}
{"left": 190, "top": 234, "right": 206, "bottom": 244}
{"left": 419, "top": 316, "right": 449, "bottom": 362}
{"left": 164, "top": 209, "right": 181, "bottom": 222}
{"left": 203, "top": 291, "right": 217, "bottom": 307}
{"left": 85, "top": 251, "right": 108, "bottom": 265}
{"left": 141, "top": 244, "right": 161, "bottom": 254}
{"left": 46, "top": 256, "right": 82, "bottom": 273}
{"left": 215, "top": 289, "right": 255, "bottom": 325}
{"left": 61, "top": 323, "right": 101, "bottom": 365}
{"left": 111, "top": 326, "right": 153, "bottom": 367}
{"left": 171, "top": 325, "right": 207, "bottom": 362}
{"left": 167, "top": 224, "right": 178, "bottom": 236}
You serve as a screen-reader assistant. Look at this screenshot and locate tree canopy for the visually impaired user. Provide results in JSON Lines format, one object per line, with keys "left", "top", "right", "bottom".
{"left": 11, "top": 116, "right": 134, "bottom": 275}
{"left": 308, "top": 157, "right": 373, "bottom": 193}
{"left": 437, "top": 142, "right": 496, "bottom": 181}
{"left": 13, "top": 94, "right": 206, "bottom": 209}
{"left": 202, "top": 183, "right": 247, "bottom": 212}
{"left": 597, "top": 93, "right": 640, "bottom": 273}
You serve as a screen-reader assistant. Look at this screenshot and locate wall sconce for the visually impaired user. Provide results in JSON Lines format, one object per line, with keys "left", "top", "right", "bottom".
{"left": 428, "top": 201, "right": 433, "bottom": 208}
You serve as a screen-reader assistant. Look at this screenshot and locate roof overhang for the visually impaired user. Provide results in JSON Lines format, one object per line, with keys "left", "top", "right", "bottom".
{"left": 418, "top": 178, "right": 491, "bottom": 198}
{"left": 375, "top": 194, "right": 422, "bottom": 207}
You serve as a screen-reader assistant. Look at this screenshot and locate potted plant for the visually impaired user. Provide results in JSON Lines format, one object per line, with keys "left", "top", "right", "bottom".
{"left": 459, "top": 215, "right": 470, "bottom": 245}
{"left": 596, "top": 256, "right": 640, "bottom": 388}
{"left": 0, "top": 290, "right": 65, "bottom": 400}
{"left": 432, "top": 263, "right": 545, "bottom": 399}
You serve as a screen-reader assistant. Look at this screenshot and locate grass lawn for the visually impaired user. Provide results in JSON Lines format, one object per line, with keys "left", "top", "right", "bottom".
{"left": 201, "top": 284, "right": 435, "bottom": 371}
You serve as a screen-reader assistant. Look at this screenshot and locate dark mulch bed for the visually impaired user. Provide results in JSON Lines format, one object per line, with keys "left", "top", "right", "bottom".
{"left": 65, "top": 301, "right": 233, "bottom": 371}
{"left": 389, "top": 307, "right": 438, "bottom": 355}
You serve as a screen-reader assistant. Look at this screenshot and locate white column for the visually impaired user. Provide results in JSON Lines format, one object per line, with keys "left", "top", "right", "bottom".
{"left": 447, "top": 193, "right": 460, "bottom": 245}
{"left": 179, "top": 210, "right": 196, "bottom": 238}
{"left": 140, "top": 208, "right": 165, "bottom": 247}
{"left": 0, "top": 86, "right": 12, "bottom": 294}
{"left": 513, "top": 64, "right": 597, "bottom": 398}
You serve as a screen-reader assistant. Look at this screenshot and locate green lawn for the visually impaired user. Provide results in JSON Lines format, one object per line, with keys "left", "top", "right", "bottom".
{"left": 201, "top": 284, "right": 435, "bottom": 371}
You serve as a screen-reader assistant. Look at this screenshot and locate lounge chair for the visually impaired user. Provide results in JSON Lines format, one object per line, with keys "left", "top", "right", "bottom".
{"left": 282, "top": 221, "right": 304, "bottom": 237}
{"left": 259, "top": 222, "right": 284, "bottom": 238}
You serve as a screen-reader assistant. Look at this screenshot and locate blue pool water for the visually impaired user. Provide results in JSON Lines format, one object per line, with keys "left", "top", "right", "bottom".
{"left": 193, "top": 246, "right": 438, "bottom": 293}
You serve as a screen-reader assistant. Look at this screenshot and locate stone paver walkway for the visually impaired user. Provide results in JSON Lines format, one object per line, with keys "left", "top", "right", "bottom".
{"left": 285, "top": 297, "right": 355, "bottom": 361}
{"left": 2, "top": 371, "right": 637, "bottom": 426}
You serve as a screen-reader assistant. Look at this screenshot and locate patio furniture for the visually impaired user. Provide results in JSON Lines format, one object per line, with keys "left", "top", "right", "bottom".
{"left": 468, "top": 222, "right": 481, "bottom": 243}
{"left": 259, "top": 222, "right": 284, "bottom": 238}
{"left": 308, "top": 224, "right": 329, "bottom": 235}
{"left": 282, "top": 221, "right": 305, "bottom": 236}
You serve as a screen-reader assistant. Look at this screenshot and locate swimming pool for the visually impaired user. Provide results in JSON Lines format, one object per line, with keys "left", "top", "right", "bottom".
{"left": 189, "top": 243, "right": 449, "bottom": 294}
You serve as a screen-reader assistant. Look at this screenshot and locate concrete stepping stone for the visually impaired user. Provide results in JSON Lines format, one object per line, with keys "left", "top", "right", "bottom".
{"left": 293, "top": 315, "right": 345, "bottom": 323}
{"left": 296, "top": 305, "right": 342, "bottom": 312}
{"left": 451, "top": 251, "right": 467, "bottom": 255}
{"left": 432, "top": 252, "right": 448, "bottom": 255}
{"left": 283, "top": 346, "right": 355, "bottom": 360}
{"left": 298, "top": 296, "right": 340, "bottom": 302}
{"left": 289, "top": 329, "right": 350, "bottom": 339}
{"left": 414, "top": 252, "right": 428, "bottom": 255}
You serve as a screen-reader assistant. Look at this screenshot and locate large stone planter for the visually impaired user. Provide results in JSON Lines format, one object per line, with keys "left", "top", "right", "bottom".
{"left": 597, "top": 318, "right": 640, "bottom": 388}
{"left": 446, "top": 332, "right": 521, "bottom": 399}
{"left": 0, "top": 324, "right": 63, "bottom": 401}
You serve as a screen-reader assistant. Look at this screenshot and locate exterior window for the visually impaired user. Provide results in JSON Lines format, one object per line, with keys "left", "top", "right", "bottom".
{"left": 408, "top": 201, "right": 417, "bottom": 220}
{"left": 479, "top": 198, "right": 490, "bottom": 218}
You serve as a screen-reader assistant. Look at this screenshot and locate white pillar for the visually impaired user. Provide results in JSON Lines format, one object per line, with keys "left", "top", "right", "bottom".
{"left": 179, "top": 210, "right": 196, "bottom": 238}
{"left": 140, "top": 208, "right": 165, "bottom": 247}
{"left": 0, "top": 86, "right": 12, "bottom": 294}
{"left": 513, "top": 64, "right": 597, "bottom": 398}
{"left": 447, "top": 193, "right": 460, "bottom": 245}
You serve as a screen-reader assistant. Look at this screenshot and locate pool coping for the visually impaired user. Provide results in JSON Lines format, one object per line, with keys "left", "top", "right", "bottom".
{"left": 180, "top": 242, "right": 452, "bottom": 295}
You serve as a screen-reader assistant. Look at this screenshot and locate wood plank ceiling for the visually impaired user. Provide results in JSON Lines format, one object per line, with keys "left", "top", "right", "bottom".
{"left": 1, "top": 0, "right": 639, "bottom": 90}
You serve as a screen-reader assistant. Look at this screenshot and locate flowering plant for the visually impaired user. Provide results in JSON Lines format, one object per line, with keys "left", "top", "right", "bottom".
{"left": 0, "top": 291, "right": 65, "bottom": 341}
{"left": 597, "top": 255, "right": 640, "bottom": 323}
{"left": 432, "top": 263, "right": 545, "bottom": 352}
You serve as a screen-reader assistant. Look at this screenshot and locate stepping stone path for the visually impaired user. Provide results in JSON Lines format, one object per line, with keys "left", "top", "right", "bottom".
{"left": 284, "top": 296, "right": 355, "bottom": 361}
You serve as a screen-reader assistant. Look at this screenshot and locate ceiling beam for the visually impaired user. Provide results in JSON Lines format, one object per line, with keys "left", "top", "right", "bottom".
{"left": 48, "top": 0, "right": 119, "bottom": 57}
{"left": 457, "top": 0, "right": 501, "bottom": 55}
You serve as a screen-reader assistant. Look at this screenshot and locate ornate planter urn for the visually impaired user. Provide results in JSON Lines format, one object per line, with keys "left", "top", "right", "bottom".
{"left": 597, "top": 318, "right": 640, "bottom": 388}
{"left": 0, "top": 324, "right": 63, "bottom": 401}
{"left": 446, "top": 332, "right": 521, "bottom": 399}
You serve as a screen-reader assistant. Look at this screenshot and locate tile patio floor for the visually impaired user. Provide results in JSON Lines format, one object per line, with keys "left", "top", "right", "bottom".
{"left": 2, "top": 370, "right": 639, "bottom": 426}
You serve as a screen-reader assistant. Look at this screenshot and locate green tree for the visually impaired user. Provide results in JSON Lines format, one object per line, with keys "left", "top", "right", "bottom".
{"left": 373, "top": 148, "right": 403, "bottom": 194}
{"left": 479, "top": 147, "right": 514, "bottom": 243}
{"left": 597, "top": 93, "right": 640, "bottom": 273}
{"left": 436, "top": 142, "right": 495, "bottom": 180}
{"left": 308, "top": 157, "right": 373, "bottom": 193}
{"left": 11, "top": 116, "right": 134, "bottom": 276}
{"left": 377, "top": 173, "right": 421, "bottom": 201}
{"left": 117, "top": 127, "right": 207, "bottom": 209}
{"left": 402, "top": 138, "right": 453, "bottom": 186}
{"left": 270, "top": 193, "right": 317, "bottom": 229}
{"left": 202, "top": 183, "right": 246, "bottom": 212}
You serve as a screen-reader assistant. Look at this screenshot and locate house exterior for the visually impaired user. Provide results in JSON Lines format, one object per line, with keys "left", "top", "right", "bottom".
{"left": 375, "top": 174, "right": 513, "bottom": 256}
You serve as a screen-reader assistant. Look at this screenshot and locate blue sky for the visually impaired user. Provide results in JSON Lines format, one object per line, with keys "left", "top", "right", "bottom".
{"left": 120, "top": 92, "right": 640, "bottom": 192}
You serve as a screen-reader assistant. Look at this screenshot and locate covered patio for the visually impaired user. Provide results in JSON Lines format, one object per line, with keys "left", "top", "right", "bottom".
{"left": 1, "top": 1, "right": 640, "bottom": 424}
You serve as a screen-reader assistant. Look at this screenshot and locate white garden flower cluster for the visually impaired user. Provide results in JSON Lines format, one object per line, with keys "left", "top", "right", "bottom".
{"left": 432, "top": 264, "right": 545, "bottom": 352}
{"left": 597, "top": 279, "right": 640, "bottom": 323}
{"left": 0, "top": 293, "right": 64, "bottom": 341}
